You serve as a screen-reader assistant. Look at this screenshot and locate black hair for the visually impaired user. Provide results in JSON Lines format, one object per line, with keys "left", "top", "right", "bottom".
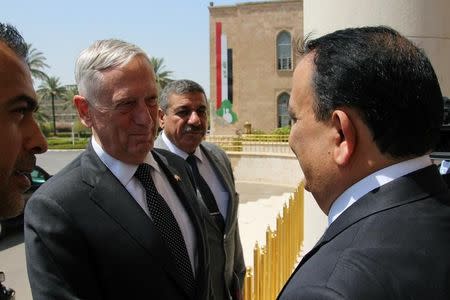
{"left": 0, "top": 23, "right": 28, "bottom": 59}
{"left": 302, "top": 26, "right": 443, "bottom": 157}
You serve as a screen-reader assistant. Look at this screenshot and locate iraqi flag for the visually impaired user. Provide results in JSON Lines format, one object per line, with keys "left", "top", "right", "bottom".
{"left": 215, "top": 22, "right": 233, "bottom": 109}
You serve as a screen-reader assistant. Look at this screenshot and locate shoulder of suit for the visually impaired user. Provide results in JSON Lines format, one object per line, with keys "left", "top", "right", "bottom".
{"left": 201, "top": 141, "right": 226, "bottom": 155}
{"left": 153, "top": 148, "right": 187, "bottom": 164}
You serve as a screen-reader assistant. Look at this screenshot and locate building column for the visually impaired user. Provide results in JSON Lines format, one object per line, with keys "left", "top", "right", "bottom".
{"left": 303, "top": 0, "right": 450, "bottom": 96}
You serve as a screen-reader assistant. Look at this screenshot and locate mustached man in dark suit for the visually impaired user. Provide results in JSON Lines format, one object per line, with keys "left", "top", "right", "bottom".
{"left": 155, "top": 80, "right": 245, "bottom": 300}
{"left": 25, "top": 39, "right": 209, "bottom": 300}
{"left": 278, "top": 26, "right": 450, "bottom": 299}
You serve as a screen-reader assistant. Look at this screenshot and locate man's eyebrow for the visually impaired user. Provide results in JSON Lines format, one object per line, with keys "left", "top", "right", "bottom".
{"left": 172, "top": 105, "right": 190, "bottom": 111}
{"left": 9, "top": 94, "right": 38, "bottom": 111}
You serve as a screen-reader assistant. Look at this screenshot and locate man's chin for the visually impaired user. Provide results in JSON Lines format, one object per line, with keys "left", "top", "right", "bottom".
{"left": 123, "top": 144, "right": 154, "bottom": 165}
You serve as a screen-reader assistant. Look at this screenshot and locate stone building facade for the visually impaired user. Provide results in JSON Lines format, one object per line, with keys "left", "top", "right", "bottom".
{"left": 209, "top": 0, "right": 302, "bottom": 134}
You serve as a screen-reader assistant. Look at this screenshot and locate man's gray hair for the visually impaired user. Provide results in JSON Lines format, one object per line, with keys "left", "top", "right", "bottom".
{"left": 75, "top": 39, "right": 152, "bottom": 102}
{"left": 159, "top": 79, "right": 207, "bottom": 112}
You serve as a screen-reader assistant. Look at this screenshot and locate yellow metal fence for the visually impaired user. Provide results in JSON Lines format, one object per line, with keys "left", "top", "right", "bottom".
{"left": 206, "top": 134, "right": 290, "bottom": 152}
{"left": 243, "top": 182, "right": 305, "bottom": 300}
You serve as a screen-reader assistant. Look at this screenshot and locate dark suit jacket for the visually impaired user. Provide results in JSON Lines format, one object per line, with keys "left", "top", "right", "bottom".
{"left": 24, "top": 143, "right": 209, "bottom": 300}
{"left": 155, "top": 137, "right": 246, "bottom": 300}
{"left": 278, "top": 165, "right": 450, "bottom": 299}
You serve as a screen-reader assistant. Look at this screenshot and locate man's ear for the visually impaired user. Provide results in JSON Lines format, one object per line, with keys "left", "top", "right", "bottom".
{"left": 331, "top": 109, "right": 356, "bottom": 166}
{"left": 158, "top": 108, "right": 166, "bottom": 129}
{"left": 73, "top": 95, "right": 93, "bottom": 128}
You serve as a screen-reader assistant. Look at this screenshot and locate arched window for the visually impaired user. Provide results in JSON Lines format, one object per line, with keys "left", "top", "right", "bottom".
{"left": 277, "top": 92, "right": 290, "bottom": 127}
{"left": 277, "top": 31, "right": 292, "bottom": 70}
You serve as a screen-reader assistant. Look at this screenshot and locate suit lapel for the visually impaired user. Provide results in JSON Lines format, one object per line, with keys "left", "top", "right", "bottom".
{"left": 154, "top": 134, "right": 169, "bottom": 151}
{"left": 155, "top": 136, "right": 230, "bottom": 233}
{"left": 321, "top": 165, "right": 446, "bottom": 244}
{"left": 152, "top": 150, "right": 207, "bottom": 299}
{"left": 81, "top": 145, "right": 196, "bottom": 299}
{"left": 279, "top": 165, "right": 448, "bottom": 298}
{"left": 200, "top": 143, "right": 236, "bottom": 232}
{"left": 153, "top": 135, "right": 209, "bottom": 239}
{"left": 152, "top": 150, "right": 202, "bottom": 229}
{"left": 81, "top": 146, "right": 171, "bottom": 265}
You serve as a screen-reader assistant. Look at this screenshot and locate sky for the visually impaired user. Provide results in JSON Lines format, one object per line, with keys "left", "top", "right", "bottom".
{"left": 1, "top": 0, "right": 267, "bottom": 96}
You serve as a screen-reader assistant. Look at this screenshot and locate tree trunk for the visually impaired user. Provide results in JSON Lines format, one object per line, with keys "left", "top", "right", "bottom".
{"left": 51, "top": 94, "right": 56, "bottom": 136}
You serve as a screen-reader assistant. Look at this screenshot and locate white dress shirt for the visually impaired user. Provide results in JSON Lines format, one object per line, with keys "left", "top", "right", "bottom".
{"left": 161, "top": 132, "right": 230, "bottom": 219}
{"left": 328, "top": 155, "right": 432, "bottom": 226}
{"left": 91, "top": 137, "right": 197, "bottom": 275}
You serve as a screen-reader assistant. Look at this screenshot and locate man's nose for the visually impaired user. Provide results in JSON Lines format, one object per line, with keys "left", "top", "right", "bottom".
{"left": 134, "top": 101, "right": 154, "bottom": 124}
{"left": 187, "top": 111, "right": 201, "bottom": 125}
{"left": 27, "top": 118, "right": 48, "bottom": 155}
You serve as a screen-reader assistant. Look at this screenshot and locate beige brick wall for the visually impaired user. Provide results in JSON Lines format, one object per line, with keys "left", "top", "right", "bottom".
{"left": 209, "top": 1, "right": 303, "bottom": 134}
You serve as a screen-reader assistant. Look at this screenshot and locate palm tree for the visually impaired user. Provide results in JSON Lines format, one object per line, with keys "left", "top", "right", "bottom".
{"left": 25, "top": 43, "right": 49, "bottom": 81}
{"left": 150, "top": 57, "right": 173, "bottom": 90}
{"left": 37, "top": 76, "right": 66, "bottom": 136}
{"left": 61, "top": 84, "right": 78, "bottom": 109}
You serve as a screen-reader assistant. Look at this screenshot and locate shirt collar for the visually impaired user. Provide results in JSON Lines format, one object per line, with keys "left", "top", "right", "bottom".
{"left": 91, "top": 137, "right": 161, "bottom": 186}
{"left": 161, "top": 131, "right": 203, "bottom": 162}
{"left": 328, "top": 155, "right": 432, "bottom": 226}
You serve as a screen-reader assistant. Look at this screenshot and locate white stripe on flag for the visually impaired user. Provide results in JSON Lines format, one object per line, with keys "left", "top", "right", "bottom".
{"left": 221, "top": 34, "right": 228, "bottom": 101}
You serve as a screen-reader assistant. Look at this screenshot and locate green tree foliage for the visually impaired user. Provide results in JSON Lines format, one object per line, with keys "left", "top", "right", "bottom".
{"left": 150, "top": 57, "right": 173, "bottom": 90}
{"left": 25, "top": 43, "right": 49, "bottom": 81}
{"left": 37, "top": 76, "right": 66, "bottom": 136}
{"left": 272, "top": 126, "right": 291, "bottom": 135}
{"left": 61, "top": 84, "right": 78, "bottom": 109}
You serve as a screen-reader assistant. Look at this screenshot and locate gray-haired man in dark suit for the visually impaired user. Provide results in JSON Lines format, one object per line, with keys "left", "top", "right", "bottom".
{"left": 25, "top": 40, "right": 209, "bottom": 300}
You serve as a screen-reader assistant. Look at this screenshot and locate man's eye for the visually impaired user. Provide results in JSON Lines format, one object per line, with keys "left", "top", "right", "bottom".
{"left": 15, "top": 107, "right": 27, "bottom": 114}
{"left": 115, "top": 101, "right": 135, "bottom": 111}
{"left": 175, "top": 110, "right": 190, "bottom": 117}
{"left": 146, "top": 98, "right": 158, "bottom": 107}
{"left": 197, "top": 109, "right": 207, "bottom": 116}
{"left": 13, "top": 106, "right": 29, "bottom": 119}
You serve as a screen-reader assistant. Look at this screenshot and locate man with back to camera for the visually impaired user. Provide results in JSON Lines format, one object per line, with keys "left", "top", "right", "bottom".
{"left": 277, "top": 26, "right": 450, "bottom": 299}
{"left": 0, "top": 22, "right": 48, "bottom": 299}
{"left": 155, "top": 79, "right": 246, "bottom": 300}
{"left": 24, "top": 39, "right": 209, "bottom": 300}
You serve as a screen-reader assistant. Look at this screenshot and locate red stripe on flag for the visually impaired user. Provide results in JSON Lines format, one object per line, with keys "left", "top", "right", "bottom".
{"left": 216, "top": 22, "right": 222, "bottom": 109}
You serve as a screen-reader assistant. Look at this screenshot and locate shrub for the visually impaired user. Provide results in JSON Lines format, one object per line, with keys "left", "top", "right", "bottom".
{"left": 39, "top": 122, "right": 52, "bottom": 137}
{"left": 73, "top": 119, "right": 91, "bottom": 136}
{"left": 46, "top": 137, "right": 89, "bottom": 149}
{"left": 250, "top": 128, "right": 266, "bottom": 134}
{"left": 273, "top": 126, "right": 291, "bottom": 135}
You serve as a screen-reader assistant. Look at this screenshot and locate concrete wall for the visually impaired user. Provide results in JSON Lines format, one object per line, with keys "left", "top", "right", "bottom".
{"left": 228, "top": 150, "right": 328, "bottom": 253}
{"left": 304, "top": 0, "right": 450, "bottom": 96}
{"left": 228, "top": 152, "right": 303, "bottom": 187}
